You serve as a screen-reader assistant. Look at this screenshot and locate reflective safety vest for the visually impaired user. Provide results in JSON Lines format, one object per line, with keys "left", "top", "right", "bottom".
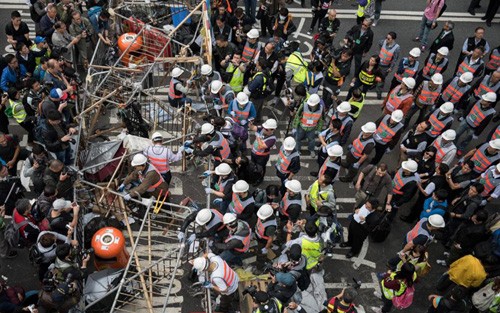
{"left": 486, "top": 48, "right": 500, "bottom": 71}
{"left": 327, "top": 60, "right": 341, "bottom": 81}
{"left": 466, "top": 101, "right": 496, "bottom": 128}
{"left": 473, "top": 75, "right": 500, "bottom": 99}
{"left": 359, "top": 68, "right": 376, "bottom": 85}
{"left": 392, "top": 168, "right": 419, "bottom": 195}
{"left": 356, "top": 0, "right": 371, "bottom": 17}
{"left": 348, "top": 94, "right": 365, "bottom": 119}
{"left": 226, "top": 63, "right": 244, "bottom": 92}
{"left": 350, "top": 134, "right": 374, "bottom": 159}
{"left": 256, "top": 298, "right": 283, "bottom": 313}
{"left": 385, "top": 86, "right": 413, "bottom": 113}
{"left": 255, "top": 217, "right": 277, "bottom": 240}
{"left": 215, "top": 175, "right": 235, "bottom": 194}
{"left": 319, "top": 157, "right": 340, "bottom": 180}
{"left": 422, "top": 54, "right": 448, "bottom": 80}
{"left": 251, "top": 72, "right": 268, "bottom": 94}
{"left": 406, "top": 218, "right": 432, "bottom": 244}
{"left": 426, "top": 109, "right": 453, "bottom": 138}
{"left": 302, "top": 236, "right": 322, "bottom": 270}
{"left": 374, "top": 114, "right": 404, "bottom": 145}
{"left": 228, "top": 193, "right": 254, "bottom": 215}
{"left": 229, "top": 100, "right": 251, "bottom": 123}
{"left": 143, "top": 145, "right": 171, "bottom": 174}
{"left": 139, "top": 164, "right": 165, "bottom": 192}
{"left": 286, "top": 51, "right": 309, "bottom": 83}
{"left": 417, "top": 81, "right": 441, "bottom": 106}
{"left": 225, "top": 220, "right": 251, "bottom": 253}
{"left": 492, "top": 126, "right": 500, "bottom": 141}
{"left": 280, "top": 192, "right": 302, "bottom": 217}
{"left": 242, "top": 42, "right": 259, "bottom": 63}
{"left": 441, "top": 78, "right": 470, "bottom": 104}
{"left": 211, "top": 131, "right": 231, "bottom": 161}
{"left": 379, "top": 41, "right": 400, "bottom": 67}
{"left": 210, "top": 255, "right": 239, "bottom": 295}
{"left": 9, "top": 99, "right": 27, "bottom": 124}
{"left": 300, "top": 104, "right": 322, "bottom": 128}
{"left": 309, "top": 180, "right": 331, "bottom": 211}
{"left": 381, "top": 272, "right": 416, "bottom": 301}
{"left": 470, "top": 142, "right": 500, "bottom": 174}
{"left": 331, "top": 112, "right": 353, "bottom": 135}
{"left": 168, "top": 78, "right": 183, "bottom": 99}
{"left": 206, "top": 209, "right": 225, "bottom": 231}
{"left": 432, "top": 137, "right": 456, "bottom": 163}
{"left": 217, "top": 87, "right": 235, "bottom": 110}
{"left": 394, "top": 58, "right": 419, "bottom": 82}
{"left": 252, "top": 129, "right": 276, "bottom": 156}
{"left": 276, "top": 147, "right": 299, "bottom": 174}
{"left": 480, "top": 166, "right": 500, "bottom": 197}
{"left": 456, "top": 56, "right": 483, "bottom": 77}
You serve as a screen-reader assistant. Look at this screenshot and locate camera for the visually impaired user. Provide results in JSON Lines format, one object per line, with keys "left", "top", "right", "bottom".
{"left": 81, "top": 247, "right": 94, "bottom": 258}
{"left": 263, "top": 262, "right": 278, "bottom": 276}
{"left": 69, "top": 138, "right": 76, "bottom": 144}
{"left": 242, "top": 285, "right": 257, "bottom": 297}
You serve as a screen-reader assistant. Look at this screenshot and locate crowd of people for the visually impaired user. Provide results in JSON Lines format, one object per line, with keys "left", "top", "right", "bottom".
{"left": 0, "top": 0, "right": 499, "bottom": 312}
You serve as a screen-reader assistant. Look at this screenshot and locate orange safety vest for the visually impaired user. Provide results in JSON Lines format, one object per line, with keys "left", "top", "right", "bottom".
{"left": 242, "top": 42, "right": 258, "bottom": 63}
{"left": 456, "top": 57, "right": 483, "bottom": 76}
{"left": 392, "top": 169, "right": 418, "bottom": 195}
{"left": 427, "top": 110, "right": 453, "bottom": 138}
{"left": 168, "top": 78, "right": 183, "bottom": 99}
{"left": 493, "top": 126, "right": 500, "bottom": 140}
{"left": 394, "top": 58, "right": 419, "bottom": 82}
{"left": 300, "top": 104, "right": 322, "bottom": 128}
{"left": 441, "top": 78, "right": 469, "bottom": 104}
{"left": 318, "top": 157, "right": 340, "bottom": 179}
{"left": 252, "top": 130, "right": 276, "bottom": 156}
{"left": 331, "top": 113, "right": 353, "bottom": 135}
{"left": 374, "top": 115, "right": 403, "bottom": 144}
{"left": 211, "top": 132, "right": 231, "bottom": 161}
{"left": 206, "top": 209, "right": 226, "bottom": 231}
{"left": 480, "top": 166, "right": 500, "bottom": 197}
{"left": 211, "top": 259, "right": 237, "bottom": 288}
{"left": 228, "top": 193, "right": 254, "bottom": 215}
{"left": 432, "top": 137, "right": 455, "bottom": 163}
{"left": 139, "top": 164, "right": 164, "bottom": 192}
{"left": 385, "top": 86, "right": 413, "bottom": 112}
{"left": 378, "top": 41, "right": 399, "bottom": 67}
{"left": 486, "top": 49, "right": 500, "bottom": 70}
{"left": 230, "top": 100, "right": 251, "bottom": 123}
{"left": 276, "top": 147, "right": 299, "bottom": 174}
{"left": 255, "top": 218, "right": 277, "bottom": 240}
{"left": 280, "top": 192, "right": 302, "bottom": 217}
{"left": 406, "top": 218, "right": 432, "bottom": 244}
{"left": 350, "top": 134, "right": 374, "bottom": 159}
{"left": 470, "top": 143, "right": 500, "bottom": 174}
{"left": 473, "top": 75, "right": 500, "bottom": 98}
{"left": 422, "top": 54, "right": 448, "bottom": 79}
{"left": 225, "top": 220, "right": 251, "bottom": 252}
{"left": 466, "top": 102, "right": 496, "bottom": 128}
{"left": 417, "top": 81, "right": 441, "bottom": 106}
{"left": 144, "top": 146, "right": 171, "bottom": 174}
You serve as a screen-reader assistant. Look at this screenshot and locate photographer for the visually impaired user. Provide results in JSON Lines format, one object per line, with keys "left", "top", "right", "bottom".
{"left": 43, "top": 160, "right": 75, "bottom": 200}
{"left": 46, "top": 199, "right": 79, "bottom": 236}
{"left": 68, "top": 11, "right": 93, "bottom": 68}
{"left": 52, "top": 22, "right": 81, "bottom": 63}
{"left": 88, "top": 7, "right": 111, "bottom": 46}
{"left": 56, "top": 0, "right": 78, "bottom": 26}
{"left": 23, "top": 78, "right": 45, "bottom": 118}
{"left": 267, "top": 271, "right": 298, "bottom": 304}
{"left": 23, "top": 144, "right": 52, "bottom": 193}
{"left": 251, "top": 291, "right": 284, "bottom": 313}
{"left": 13, "top": 198, "right": 41, "bottom": 246}
{"left": 35, "top": 227, "right": 76, "bottom": 281}
{"left": 0, "top": 132, "right": 30, "bottom": 176}
{"left": 43, "top": 110, "right": 76, "bottom": 165}
{"left": 43, "top": 59, "right": 72, "bottom": 95}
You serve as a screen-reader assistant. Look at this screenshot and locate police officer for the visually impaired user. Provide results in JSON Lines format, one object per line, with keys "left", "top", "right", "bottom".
{"left": 178, "top": 208, "right": 227, "bottom": 242}
{"left": 340, "top": 122, "right": 376, "bottom": 182}
{"left": 416, "top": 46, "right": 449, "bottom": 87}
{"left": 143, "top": 132, "right": 182, "bottom": 186}
{"left": 214, "top": 213, "right": 252, "bottom": 265}
{"left": 376, "top": 31, "right": 401, "bottom": 99}
{"left": 439, "top": 72, "right": 473, "bottom": 109}
{"left": 227, "top": 180, "right": 255, "bottom": 224}
{"left": 255, "top": 204, "right": 278, "bottom": 257}
{"left": 168, "top": 67, "right": 192, "bottom": 108}
{"left": 201, "top": 64, "right": 222, "bottom": 97}
{"left": 371, "top": 110, "right": 405, "bottom": 165}
{"left": 478, "top": 163, "right": 500, "bottom": 206}
{"left": 390, "top": 47, "right": 421, "bottom": 90}
{"left": 275, "top": 137, "right": 301, "bottom": 196}
{"left": 249, "top": 118, "right": 278, "bottom": 184}
{"left": 469, "top": 68, "right": 500, "bottom": 104}
{"left": 119, "top": 154, "right": 168, "bottom": 200}
{"left": 292, "top": 94, "right": 324, "bottom": 156}
{"left": 204, "top": 163, "right": 237, "bottom": 213}
{"left": 405, "top": 73, "right": 443, "bottom": 127}
{"left": 192, "top": 122, "right": 232, "bottom": 166}
{"left": 314, "top": 119, "right": 342, "bottom": 175}
{"left": 248, "top": 57, "right": 271, "bottom": 121}
{"left": 192, "top": 253, "right": 240, "bottom": 313}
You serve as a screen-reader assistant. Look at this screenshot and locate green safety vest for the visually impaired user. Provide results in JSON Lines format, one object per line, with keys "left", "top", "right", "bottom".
{"left": 381, "top": 272, "right": 417, "bottom": 300}
{"left": 309, "top": 180, "right": 330, "bottom": 212}
{"left": 302, "top": 237, "right": 322, "bottom": 270}
{"left": 226, "top": 63, "right": 244, "bottom": 92}
{"left": 252, "top": 72, "right": 267, "bottom": 92}
{"left": 286, "top": 51, "right": 308, "bottom": 83}
{"left": 349, "top": 94, "right": 365, "bottom": 119}
{"left": 256, "top": 298, "right": 283, "bottom": 313}
{"left": 357, "top": 0, "right": 371, "bottom": 17}
{"left": 10, "top": 99, "right": 27, "bottom": 123}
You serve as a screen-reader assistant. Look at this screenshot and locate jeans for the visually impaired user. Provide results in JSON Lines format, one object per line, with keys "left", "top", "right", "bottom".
{"left": 455, "top": 120, "right": 475, "bottom": 151}
{"left": 220, "top": 249, "right": 243, "bottom": 266}
{"left": 245, "top": 0, "right": 257, "bottom": 23}
{"left": 310, "top": 9, "right": 327, "bottom": 31}
{"left": 295, "top": 125, "right": 317, "bottom": 153}
{"left": 374, "top": 0, "right": 382, "bottom": 20}
{"left": 55, "top": 147, "right": 73, "bottom": 165}
{"left": 418, "top": 15, "right": 434, "bottom": 46}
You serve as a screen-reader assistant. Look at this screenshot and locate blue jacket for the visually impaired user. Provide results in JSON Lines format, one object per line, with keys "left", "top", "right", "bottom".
{"left": 1, "top": 65, "right": 27, "bottom": 92}
{"left": 420, "top": 198, "right": 447, "bottom": 219}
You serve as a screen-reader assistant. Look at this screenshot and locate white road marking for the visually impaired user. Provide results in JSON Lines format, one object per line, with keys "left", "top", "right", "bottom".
{"left": 353, "top": 237, "right": 370, "bottom": 269}
{"left": 294, "top": 18, "right": 306, "bottom": 39}
{"left": 327, "top": 253, "right": 377, "bottom": 268}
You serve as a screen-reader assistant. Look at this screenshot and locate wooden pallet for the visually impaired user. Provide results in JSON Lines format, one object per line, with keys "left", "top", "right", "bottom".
{"left": 238, "top": 278, "right": 271, "bottom": 313}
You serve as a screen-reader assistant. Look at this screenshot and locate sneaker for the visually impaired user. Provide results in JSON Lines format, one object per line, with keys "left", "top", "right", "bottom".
{"left": 373, "top": 291, "right": 382, "bottom": 299}
{"left": 436, "top": 259, "right": 447, "bottom": 266}
{"left": 443, "top": 251, "right": 450, "bottom": 257}
{"left": 307, "top": 29, "right": 312, "bottom": 35}
{"left": 271, "top": 244, "right": 279, "bottom": 251}
{"left": 372, "top": 20, "right": 377, "bottom": 27}
{"left": 421, "top": 45, "right": 427, "bottom": 52}
{"left": 4, "top": 251, "right": 18, "bottom": 259}
{"left": 370, "top": 306, "right": 383, "bottom": 313}
{"left": 412, "top": 37, "right": 420, "bottom": 42}
{"left": 310, "top": 151, "right": 316, "bottom": 158}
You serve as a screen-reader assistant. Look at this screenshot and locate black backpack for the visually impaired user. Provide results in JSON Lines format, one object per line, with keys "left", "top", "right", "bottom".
{"left": 370, "top": 213, "right": 391, "bottom": 243}
{"left": 29, "top": 244, "right": 44, "bottom": 264}
{"left": 34, "top": 117, "right": 49, "bottom": 145}
{"left": 4, "top": 219, "right": 29, "bottom": 248}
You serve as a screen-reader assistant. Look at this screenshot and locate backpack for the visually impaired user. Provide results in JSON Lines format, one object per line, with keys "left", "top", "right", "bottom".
{"left": 327, "top": 296, "right": 357, "bottom": 313}
{"left": 370, "top": 213, "right": 391, "bottom": 243}
{"left": 392, "top": 285, "right": 415, "bottom": 310}
{"left": 245, "top": 161, "right": 264, "bottom": 184}
{"left": 4, "top": 219, "right": 29, "bottom": 248}
{"left": 29, "top": 244, "right": 44, "bottom": 264}
{"left": 87, "top": 6, "right": 103, "bottom": 20}
{"left": 231, "top": 122, "right": 248, "bottom": 142}
{"left": 472, "top": 282, "right": 496, "bottom": 311}
{"left": 34, "top": 118, "right": 49, "bottom": 145}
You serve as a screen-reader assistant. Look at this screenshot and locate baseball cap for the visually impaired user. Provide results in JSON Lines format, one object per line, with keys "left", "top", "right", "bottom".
{"left": 35, "top": 36, "right": 46, "bottom": 44}
{"left": 52, "top": 199, "right": 72, "bottom": 211}
{"left": 50, "top": 88, "right": 68, "bottom": 100}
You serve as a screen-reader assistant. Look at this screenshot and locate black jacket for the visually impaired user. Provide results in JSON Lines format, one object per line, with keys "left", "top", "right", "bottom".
{"left": 429, "top": 30, "right": 455, "bottom": 54}
{"left": 346, "top": 25, "right": 373, "bottom": 54}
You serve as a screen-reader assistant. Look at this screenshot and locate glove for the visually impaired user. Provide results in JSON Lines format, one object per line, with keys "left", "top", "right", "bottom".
{"left": 202, "top": 281, "right": 213, "bottom": 289}
{"left": 178, "top": 146, "right": 185, "bottom": 153}
{"left": 177, "top": 232, "right": 185, "bottom": 241}
{"left": 202, "top": 170, "right": 212, "bottom": 177}
{"left": 214, "top": 104, "right": 222, "bottom": 110}
{"left": 124, "top": 194, "right": 131, "bottom": 201}
{"left": 291, "top": 128, "right": 297, "bottom": 136}
{"left": 201, "top": 95, "right": 206, "bottom": 103}
{"left": 353, "top": 163, "right": 360, "bottom": 169}
{"left": 185, "top": 147, "right": 194, "bottom": 154}
{"left": 261, "top": 247, "right": 268, "bottom": 254}
{"left": 385, "top": 147, "right": 392, "bottom": 153}
{"left": 348, "top": 144, "right": 353, "bottom": 150}
{"left": 230, "top": 111, "right": 236, "bottom": 117}
{"left": 241, "top": 120, "right": 247, "bottom": 125}
{"left": 118, "top": 184, "right": 126, "bottom": 192}
{"left": 213, "top": 198, "right": 223, "bottom": 205}
{"left": 205, "top": 188, "right": 213, "bottom": 194}
{"left": 472, "top": 135, "right": 478, "bottom": 140}
{"left": 186, "top": 233, "right": 196, "bottom": 244}
{"left": 184, "top": 140, "right": 193, "bottom": 148}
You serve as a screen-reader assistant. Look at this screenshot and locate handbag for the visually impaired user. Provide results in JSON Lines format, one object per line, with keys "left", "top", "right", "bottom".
{"left": 472, "top": 282, "right": 495, "bottom": 311}
{"left": 392, "top": 285, "right": 415, "bottom": 310}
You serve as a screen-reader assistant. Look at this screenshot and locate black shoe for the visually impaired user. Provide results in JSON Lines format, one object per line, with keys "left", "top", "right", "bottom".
{"left": 310, "top": 171, "right": 319, "bottom": 177}
{"left": 340, "top": 242, "right": 350, "bottom": 248}
{"left": 377, "top": 92, "right": 382, "bottom": 100}
{"left": 486, "top": 20, "right": 492, "bottom": 27}
{"left": 346, "top": 251, "right": 355, "bottom": 259}
{"left": 481, "top": 16, "right": 487, "bottom": 20}
{"left": 475, "top": 3, "right": 481, "bottom": 8}
{"left": 399, "top": 216, "right": 413, "bottom": 223}
{"left": 5, "top": 251, "right": 18, "bottom": 259}
{"left": 339, "top": 176, "right": 352, "bottom": 183}
{"left": 468, "top": 9, "right": 476, "bottom": 15}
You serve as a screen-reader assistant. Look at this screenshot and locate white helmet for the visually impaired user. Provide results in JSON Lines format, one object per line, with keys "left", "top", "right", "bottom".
{"left": 193, "top": 257, "right": 208, "bottom": 271}
{"left": 437, "top": 47, "right": 449, "bottom": 56}
{"left": 442, "top": 129, "right": 456, "bottom": 141}
{"left": 361, "top": 122, "right": 377, "bottom": 133}
{"left": 283, "top": 137, "right": 296, "bottom": 150}
{"left": 401, "top": 159, "right": 418, "bottom": 172}
{"left": 489, "top": 139, "right": 500, "bottom": 150}
{"left": 391, "top": 110, "right": 404, "bottom": 123}
{"left": 171, "top": 67, "right": 184, "bottom": 78}
{"left": 285, "top": 179, "right": 302, "bottom": 193}
{"left": 201, "top": 123, "right": 215, "bottom": 135}
{"left": 482, "top": 92, "right": 497, "bottom": 102}
{"left": 402, "top": 77, "right": 416, "bottom": 89}
{"left": 223, "top": 213, "right": 237, "bottom": 225}
{"left": 210, "top": 80, "right": 223, "bottom": 94}
{"left": 195, "top": 209, "right": 212, "bottom": 225}
{"left": 460, "top": 72, "right": 473, "bottom": 83}
{"left": 232, "top": 180, "right": 249, "bottom": 193}
{"left": 337, "top": 101, "right": 351, "bottom": 113}
{"left": 327, "top": 144, "right": 343, "bottom": 157}
{"left": 431, "top": 73, "right": 443, "bottom": 85}
{"left": 131, "top": 154, "right": 147, "bottom": 166}
{"left": 262, "top": 118, "right": 278, "bottom": 129}
{"left": 409, "top": 47, "right": 421, "bottom": 58}
{"left": 307, "top": 94, "right": 321, "bottom": 106}
{"left": 215, "top": 163, "right": 232, "bottom": 176}
{"left": 151, "top": 132, "right": 163, "bottom": 141}
{"left": 236, "top": 92, "right": 249, "bottom": 104}
{"left": 247, "top": 29, "right": 259, "bottom": 39}
{"left": 439, "top": 102, "right": 454, "bottom": 114}
{"left": 257, "top": 204, "right": 274, "bottom": 220}
{"left": 428, "top": 214, "right": 445, "bottom": 228}
{"left": 201, "top": 64, "right": 213, "bottom": 76}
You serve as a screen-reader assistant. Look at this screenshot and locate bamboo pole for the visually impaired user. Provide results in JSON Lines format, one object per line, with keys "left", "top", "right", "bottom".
{"left": 89, "top": 64, "right": 143, "bottom": 72}
{"left": 98, "top": 152, "right": 128, "bottom": 203}
{"left": 87, "top": 125, "right": 125, "bottom": 139}
{"left": 181, "top": 105, "right": 190, "bottom": 172}
{"left": 76, "top": 87, "right": 122, "bottom": 118}
{"left": 154, "top": 56, "right": 202, "bottom": 63}
{"left": 147, "top": 215, "right": 153, "bottom": 301}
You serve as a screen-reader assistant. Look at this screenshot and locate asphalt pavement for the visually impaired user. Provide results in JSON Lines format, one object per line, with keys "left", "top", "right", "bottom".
{"left": 0, "top": 0, "right": 499, "bottom": 312}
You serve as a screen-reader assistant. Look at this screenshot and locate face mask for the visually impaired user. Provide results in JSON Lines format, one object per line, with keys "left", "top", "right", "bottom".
{"left": 280, "top": 15, "right": 286, "bottom": 20}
